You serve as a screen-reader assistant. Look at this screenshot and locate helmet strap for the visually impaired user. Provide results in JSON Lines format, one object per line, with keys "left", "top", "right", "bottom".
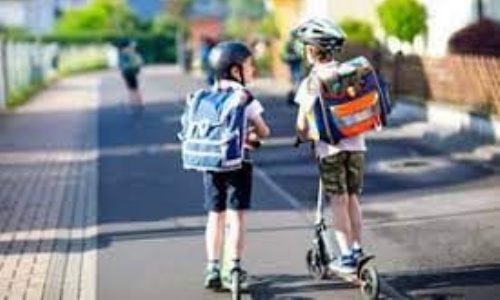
{"left": 238, "top": 65, "right": 246, "bottom": 86}
{"left": 228, "top": 64, "right": 246, "bottom": 86}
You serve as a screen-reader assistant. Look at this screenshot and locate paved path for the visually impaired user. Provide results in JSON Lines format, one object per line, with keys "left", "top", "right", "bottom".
{"left": 0, "top": 74, "right": 101, "bottom": 300}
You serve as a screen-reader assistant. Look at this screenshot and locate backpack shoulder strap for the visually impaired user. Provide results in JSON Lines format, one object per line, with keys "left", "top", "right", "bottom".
{"left": 238, "top": 88, "right": 255, "bottom": 107}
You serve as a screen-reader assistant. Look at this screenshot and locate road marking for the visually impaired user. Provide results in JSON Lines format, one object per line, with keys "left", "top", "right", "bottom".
{"left": 254, "top": 167, "right": 307, "bottom": 213}
{"left": 254, "top": 166, "right": 411, "bottom": 300}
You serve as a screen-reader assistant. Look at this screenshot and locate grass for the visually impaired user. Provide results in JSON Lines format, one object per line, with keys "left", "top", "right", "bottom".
{"left": 5, "top": 59, "right": 109, "bottom": 110}
{"left": 6, "top": 80, "right": 48, "bottom": 109}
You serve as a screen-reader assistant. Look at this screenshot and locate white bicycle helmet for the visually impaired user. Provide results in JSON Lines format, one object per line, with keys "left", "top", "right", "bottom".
{"left": 292, "top": 18, "right": 346, "bottom": 52}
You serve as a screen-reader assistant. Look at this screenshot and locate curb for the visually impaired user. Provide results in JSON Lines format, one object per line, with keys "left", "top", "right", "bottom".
{"left": 392, "top": 100, "right": 500, "bottom": 143}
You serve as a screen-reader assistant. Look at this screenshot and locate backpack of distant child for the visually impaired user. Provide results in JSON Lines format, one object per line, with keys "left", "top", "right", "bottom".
{"left": 307, "top": 56, "right": 392, "bottom": 144}
{"left": 178, "top": 87, "right": 253, "bottom": 172}
{"left": 119, "top": 50, "right": 142, "bottom": 75}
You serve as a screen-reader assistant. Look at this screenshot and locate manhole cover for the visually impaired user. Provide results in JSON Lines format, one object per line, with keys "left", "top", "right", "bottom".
{"left": 389, "top": 160, "right": 430, "bottom": 169}
{"left": 378, "top": 157, "right": 448, "bottom": 173}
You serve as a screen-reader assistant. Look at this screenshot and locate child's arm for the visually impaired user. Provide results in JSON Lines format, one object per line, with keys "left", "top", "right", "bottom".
{"left": 296, "top": 104, "right": 310, "bottom": 142}
{"left": 295, "top": 80, "right": 314, "bottom": 142}
{"left": 249, "top": 115, "right": 270, "bottom": 139}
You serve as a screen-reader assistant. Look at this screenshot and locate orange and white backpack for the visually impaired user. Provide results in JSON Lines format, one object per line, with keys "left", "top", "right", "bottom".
{"left": 306, "top": 56, "right": 391, "bottom": 144}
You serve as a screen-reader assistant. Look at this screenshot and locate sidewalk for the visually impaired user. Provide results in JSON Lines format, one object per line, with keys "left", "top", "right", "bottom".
{"left": 0, "top": 73, "right": 103, "bottom": 300}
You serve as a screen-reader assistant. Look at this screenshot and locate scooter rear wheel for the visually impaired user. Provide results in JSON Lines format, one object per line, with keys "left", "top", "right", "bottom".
{"left": 306, "top": 248, "right": 329, "bottom": 280}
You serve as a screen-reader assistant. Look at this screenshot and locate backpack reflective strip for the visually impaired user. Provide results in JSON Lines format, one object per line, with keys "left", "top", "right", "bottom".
{"left": 182, "top": 149, "right": 224, "bottom": 157}
{"left": 339, "top": 117, "right": 381, "bottom": 137}
{"left": 337, "top": 107, "right": 379, "bottom": 127}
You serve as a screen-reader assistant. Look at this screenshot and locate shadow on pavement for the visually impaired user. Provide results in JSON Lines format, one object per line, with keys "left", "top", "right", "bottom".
{"left": 250, "top": 273, "right": 352, "bottom": 299}
{"left": 384, "top": 263, "right": 500, "bottom": 299}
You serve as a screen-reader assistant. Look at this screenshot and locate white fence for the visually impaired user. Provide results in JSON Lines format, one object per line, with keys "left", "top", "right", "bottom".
{"left": 0, "top": 39, "right": 108, "bottom": 109}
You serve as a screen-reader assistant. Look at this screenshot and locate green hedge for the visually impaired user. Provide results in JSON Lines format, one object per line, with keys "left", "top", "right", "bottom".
{"left": 5, "top": 31, "right": 177, "bottom": 64}
{"left": 41, "top": 32, "right": 177, "bottom": 64}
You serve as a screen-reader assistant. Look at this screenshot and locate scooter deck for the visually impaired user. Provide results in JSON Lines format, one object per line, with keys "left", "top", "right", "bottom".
{"left": 330, "top": 255, "right": 376, "bottom": 286}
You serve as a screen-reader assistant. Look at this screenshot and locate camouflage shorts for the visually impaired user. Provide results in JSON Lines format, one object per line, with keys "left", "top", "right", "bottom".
{"left": 318, "top": 151, "right": 365, "bottom": 195}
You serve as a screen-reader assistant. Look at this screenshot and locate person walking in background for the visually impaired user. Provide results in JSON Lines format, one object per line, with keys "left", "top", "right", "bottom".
{"left": 118, "top": 39, "right": 144, "bottom": 113}
{"left": 200, "top": 35, "right": 217, "bottom": 86}
{"left": 281, "top": 35, "right": 303, "bottom": 105}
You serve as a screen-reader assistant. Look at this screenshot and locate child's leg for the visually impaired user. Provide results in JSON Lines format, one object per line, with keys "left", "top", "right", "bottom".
{"left": 131, "top": 88, "right": 143, "bottom": 106}
{"left": 226, "top": 162, "right": 252, "bottom": 270}
{"left": 330, "top": 193, "right": 353, "bottom": 256}
{"left": 227, "top": 209, "right": 247, "bottom": 262}
{"left": 205, "top": 211, "right": 226, "bottom": 262}
{"left": 348, "top": 194, "right": 363, "bottom": 249}
{"left": 346, "top": 152, "right": 365, "bottom": 254}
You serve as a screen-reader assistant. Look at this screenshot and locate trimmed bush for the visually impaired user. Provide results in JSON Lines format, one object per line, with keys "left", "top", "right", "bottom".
{"left": 377, "top": 0, "right": 427, "bottom": 43}
{"left": 340, "top": 19, "right": 377, "bottom": 48}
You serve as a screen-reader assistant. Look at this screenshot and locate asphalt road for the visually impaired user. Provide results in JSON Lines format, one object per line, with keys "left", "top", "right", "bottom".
{"left": 96, "top": 67, "right": 500, "bottom": 300}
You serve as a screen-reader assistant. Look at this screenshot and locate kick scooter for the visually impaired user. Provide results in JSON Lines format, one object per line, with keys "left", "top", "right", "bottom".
{"left": 305, "top": 180, "right": 380, "bottom": 299}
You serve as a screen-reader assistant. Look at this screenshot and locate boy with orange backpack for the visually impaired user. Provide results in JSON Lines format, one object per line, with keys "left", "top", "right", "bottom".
{"left": 293, "top": 18, "right": 390, "bottom": 274}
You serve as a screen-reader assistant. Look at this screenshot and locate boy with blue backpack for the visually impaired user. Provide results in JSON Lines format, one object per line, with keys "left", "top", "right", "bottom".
{"left": 293, "top": 19, "right": 390, "bottom": 274}
{"left": 178, "top": 41, "right": 270, "bottom": 290}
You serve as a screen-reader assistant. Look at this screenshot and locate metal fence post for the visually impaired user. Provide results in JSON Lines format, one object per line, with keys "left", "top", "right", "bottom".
{"left": 0, "top": 37, "right": 7, "bottom": 110}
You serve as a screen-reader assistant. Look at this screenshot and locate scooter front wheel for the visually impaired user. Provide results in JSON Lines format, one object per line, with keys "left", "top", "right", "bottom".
{"left": 306, "top": 248, "right": 329, "bottom": 280}
{"left": 231, "top": 269, "right": 241, "bottom": 300}
{"left": 358, "top": 264, "right": 380, "bottom": 300}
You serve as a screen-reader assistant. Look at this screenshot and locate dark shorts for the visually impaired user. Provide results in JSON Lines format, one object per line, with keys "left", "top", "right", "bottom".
{"left": 203, "top": 162, "right": 253, "bottom": 212}
{"left": 121, "top": 70, "right": 139, "bottom": 90}
{"left": 318, "top": 151, "right": 365, "bottom": 195}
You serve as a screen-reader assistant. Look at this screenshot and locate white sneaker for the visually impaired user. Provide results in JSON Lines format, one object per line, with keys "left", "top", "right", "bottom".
{"left": 328, "top": 256, "right": 356, "bottom": 274}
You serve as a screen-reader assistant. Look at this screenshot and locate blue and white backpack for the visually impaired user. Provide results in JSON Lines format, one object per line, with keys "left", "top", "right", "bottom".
{"left": 178, "top": 87, "right": 253, "bottom": 172}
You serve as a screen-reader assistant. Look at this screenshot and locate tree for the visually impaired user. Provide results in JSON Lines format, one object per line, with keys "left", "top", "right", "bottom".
{"left": 377, "top": 0, "right": 427, "bottom": 44}
{"left": 340, "top": 19, "right": 377, "bottom": 48}
{"left": 54, "top": 0, "right": 139, "bottom": 35}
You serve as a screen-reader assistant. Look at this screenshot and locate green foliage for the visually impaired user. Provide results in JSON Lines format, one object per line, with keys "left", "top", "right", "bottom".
{"left": 340, "top": 19, "right": 377, "bottom": 48}
{"left": 223, "top": 0, "right": 265, "bottom": 38}
{"left": 6, "top": 80, "right": 47, "bottom": 109}
{"left": 258, "top": 14, "right": 280, "bottom": 39}
{"left": 377, "top": 0, "right": 427, "bottom": 43}
{"left": 151, "top": 14, "right": 188, "bottom": 36}
{"left": 224, "top": 17, "right": 249, "bottom": 39}
{"left": 227, "top": 0, "right": 265, "bottom": 20}
{"left": 0, "top": 25, "right": 31, "bottom": 39}
{"left": 54, "top": 0, "right": 139, "bottom": 35}
{"left": 165, "top": 0, "right": 194, "bottom": 17}
{"left": 255, "top": 51, "right": 272, "bottom": 76}
{"left": 224, "top": 0, "right": 277, "bottom": 40}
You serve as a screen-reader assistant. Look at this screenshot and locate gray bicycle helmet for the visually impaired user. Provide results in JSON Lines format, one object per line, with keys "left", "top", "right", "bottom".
{"left": 209, "top": 41, "right": 253, "bottom": 84}
{"left": 292, "top": 18, "right": 346, "bottom": 52}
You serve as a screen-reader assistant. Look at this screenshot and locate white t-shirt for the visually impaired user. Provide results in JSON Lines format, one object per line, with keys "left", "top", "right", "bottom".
{"left": 294, "top": 61, "right": 366, "bottom": 159}
{"left": 217, "top": 79, "right": 264, "bottom": 123}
